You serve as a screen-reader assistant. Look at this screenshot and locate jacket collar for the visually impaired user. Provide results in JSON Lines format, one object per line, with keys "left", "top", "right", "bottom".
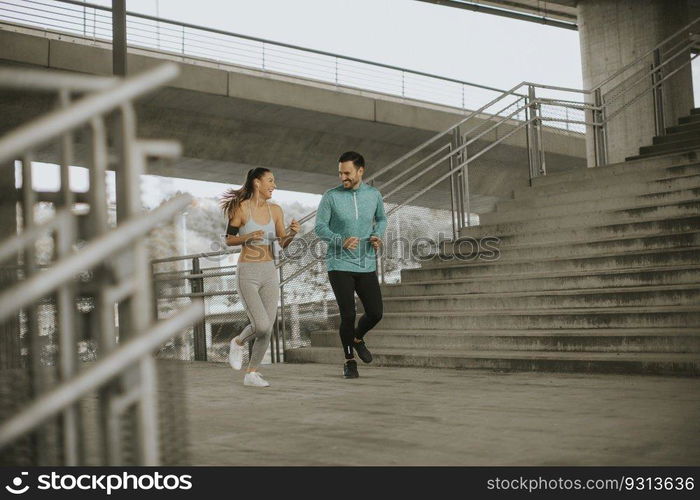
{"left": 338, "top": 180, "right": 366, "bottom": 192}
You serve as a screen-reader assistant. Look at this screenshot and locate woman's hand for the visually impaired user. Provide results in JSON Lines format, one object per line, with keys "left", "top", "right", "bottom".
{"left": 288, "top": 219, "right": 300, "bottom": 235}
{"left": 245, "top": 230, "right": 265, "bottom": 243}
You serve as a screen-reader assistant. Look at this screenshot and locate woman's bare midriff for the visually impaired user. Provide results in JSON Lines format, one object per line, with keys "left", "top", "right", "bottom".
{"left": 238, "top": 244, "right": 274, "bottom": 263}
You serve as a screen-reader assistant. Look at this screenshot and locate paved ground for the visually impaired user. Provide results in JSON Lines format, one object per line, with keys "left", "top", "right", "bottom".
{"left": 182, "top": 361, "right": 700, "bottom": 466}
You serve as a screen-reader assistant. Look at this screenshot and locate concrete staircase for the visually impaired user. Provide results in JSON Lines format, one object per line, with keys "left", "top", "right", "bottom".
{"left": 286, "top": 111, "right": 700, "bottom": 376}
{"left": 627, "top": 108, "right": 700, "bottom": 160}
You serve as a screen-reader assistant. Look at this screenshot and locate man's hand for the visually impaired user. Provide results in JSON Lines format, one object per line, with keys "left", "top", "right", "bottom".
{"left": 343, "top": 237, "right": 360, "bottom": 250}
{"left": 369, "top": 236, "right": 382, "bottom": 250}
{"left": 288, "top": 219, "right": 301, "bottom": 235}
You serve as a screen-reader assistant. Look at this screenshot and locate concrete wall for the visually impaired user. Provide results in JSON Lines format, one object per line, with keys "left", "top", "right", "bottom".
{"left": 578, "top": 0, "right": 694, "bottom": 165}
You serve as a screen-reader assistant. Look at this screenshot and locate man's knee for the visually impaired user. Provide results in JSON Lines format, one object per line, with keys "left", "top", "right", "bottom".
{"left": 363, "top": 307, "right": 382, "bottom": 325}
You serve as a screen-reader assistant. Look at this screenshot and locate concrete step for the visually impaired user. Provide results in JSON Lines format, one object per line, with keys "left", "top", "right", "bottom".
{"left": 374, "top": 306, "right": 700, "bottom": 330}
{"left": 458, "top": 200, "right": 700, "bottom": 238}
{"left": 680, "top": 114, "right": 700, "bottom": 125}
{"left": 435, "top": 230, "right": 700, "bottom": 266}
{"left": 627, "top": 146, "right": 700, "bottom": 162}
{"left": 528, "top": 155, "right": 700, "bottom": 189}
{"left": 640, "top": 138, "right": 700, "bottom": 156}
{"left": 384, "top": 265, "right": 700, "bottom": 296}
{"left": 401, "top": 247, "right": 700, "bottom": 282}
{"left": 666, "top": 121, "right": 700, "bottom": 134}
{"left": 484, "top": 185, "right": 700, "bottom": 225}
{"left": 654, "top": 129, "right": 700, "bottom": 145}
{"left": 457, "top": 215, "right": 700, "bottom": 249}
{"left": 380, "top": 285, "right": 700, "bottom": 312}
{"left": 284, "top": 346, "right": 700, "bottom": 376}
{"left": 501, "top": 173, "right": 700, "bottom": 212}
{"left": 309, "top": 328, "right": 700, "bottom": 353}
{"left": 514, "top": 162, "right": 700, "bottom": 199}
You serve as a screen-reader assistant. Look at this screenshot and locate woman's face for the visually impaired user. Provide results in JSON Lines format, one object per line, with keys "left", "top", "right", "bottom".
{"left": 255, "top": 172, "right": 276, "bottom": 200}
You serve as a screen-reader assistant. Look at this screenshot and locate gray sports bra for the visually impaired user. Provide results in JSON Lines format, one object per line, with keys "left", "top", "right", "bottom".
{"left": 239, "top": 201, "right": 276, "bottom": 246}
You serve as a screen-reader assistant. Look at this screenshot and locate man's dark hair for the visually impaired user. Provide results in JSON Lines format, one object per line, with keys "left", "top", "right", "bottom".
{"left": 338, "top": 151, "right": 365, "bottom": 169}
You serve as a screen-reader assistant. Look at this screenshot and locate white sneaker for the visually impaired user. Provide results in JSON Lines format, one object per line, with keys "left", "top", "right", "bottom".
{"left": 228, "top": 337, "right": 244, "bottom": 370}
{"left": 244, "top": 372, "right": 270, "bottom": 387}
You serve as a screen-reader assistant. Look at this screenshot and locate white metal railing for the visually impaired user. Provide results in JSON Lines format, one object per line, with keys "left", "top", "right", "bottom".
{"left": 0, "top": 0, "right": 512, "bottom": 112}
{"left": 0, "top": 62, "right": 203, "bottom": 465}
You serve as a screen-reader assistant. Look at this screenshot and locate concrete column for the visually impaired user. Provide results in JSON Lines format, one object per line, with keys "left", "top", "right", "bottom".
{"left": 578, "top": 0, "right": 694, "bottom": 166}
{"left": 112, "top": 0, "right": 127, "bottom": 76}
{"left": 0, "top": 163, "right": 22, "bottom": 369}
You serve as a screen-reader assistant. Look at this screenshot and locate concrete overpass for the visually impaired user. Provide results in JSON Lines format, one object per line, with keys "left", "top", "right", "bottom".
{"left": 0, "top": 19, "right": 586, "bottom": 213}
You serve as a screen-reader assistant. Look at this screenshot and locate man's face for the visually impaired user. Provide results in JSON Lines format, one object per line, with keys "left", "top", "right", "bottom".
{"left": 338, "top": 161, "right": 363, "bottom": 189}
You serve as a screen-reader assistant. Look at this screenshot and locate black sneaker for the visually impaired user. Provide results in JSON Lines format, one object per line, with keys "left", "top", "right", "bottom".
{"left": 343, "top": 359, "right": 359, "bottom": 379}
{"left": 353, "top": 339, "right": 373, "bottom": 364}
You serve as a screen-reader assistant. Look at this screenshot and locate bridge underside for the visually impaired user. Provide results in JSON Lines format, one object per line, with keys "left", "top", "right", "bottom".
{"left": 0, "top": 27, "right": 586, "bottom": 213}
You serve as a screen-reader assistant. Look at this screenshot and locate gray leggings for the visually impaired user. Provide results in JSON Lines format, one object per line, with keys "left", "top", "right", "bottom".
{"left": 236, "top": 260, "right": 280, "bottom": 369}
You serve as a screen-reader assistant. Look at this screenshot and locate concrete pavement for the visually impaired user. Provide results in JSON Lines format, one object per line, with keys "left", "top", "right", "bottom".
{"left": 182, "top": 361, "right": 700, "bottom": 466}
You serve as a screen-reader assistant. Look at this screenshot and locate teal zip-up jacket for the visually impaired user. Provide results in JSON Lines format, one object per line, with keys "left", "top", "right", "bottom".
{"left": 315, "top": 182, "right": 387, "bottom": 273}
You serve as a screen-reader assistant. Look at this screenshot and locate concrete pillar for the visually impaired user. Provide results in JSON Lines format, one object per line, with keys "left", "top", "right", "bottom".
{"left": 578, "top": 0, "right": 694, "bottom": 166}
{"left": 0, "top": 162, "right": 22, "bottom": 369}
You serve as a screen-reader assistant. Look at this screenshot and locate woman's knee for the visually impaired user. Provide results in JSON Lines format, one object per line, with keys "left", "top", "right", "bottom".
{"left": 253, "top": 318, "right": 273, "bottom": 337}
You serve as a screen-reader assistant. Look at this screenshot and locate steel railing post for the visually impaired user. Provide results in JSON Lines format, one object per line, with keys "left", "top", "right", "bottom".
{"left": 190, "top": 257, "right": 207, "bottom": 361}
{"left": 593, "top": 88, "right": 607, "bottom": 167}
{"left": 652, "top": 48, "right": 666, "bottom": 137}
{"left": 448, "top": 143, "right": 458, "bottom": 240}
{"left": 278, "top": 263, "right": 286, "bottom": 360}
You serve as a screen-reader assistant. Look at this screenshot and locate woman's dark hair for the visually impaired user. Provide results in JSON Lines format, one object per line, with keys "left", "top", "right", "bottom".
{"left": 219, "top": 167, "right": 271, "bottom": 218}
{"left": 338, "top": 151, "right": 365, "bottom": 169}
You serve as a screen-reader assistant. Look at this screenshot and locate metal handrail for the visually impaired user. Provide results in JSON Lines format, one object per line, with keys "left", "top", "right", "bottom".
{"left": 383, "top": 100, "right": 536, "bottom": 201}
{"left": 0, "top": 63, "right": 178, "bottom": 163}
{"left": 0, "top": 194, "right": 191, "bottom": 324}
{"left": 0, "top": 207, "right": 72, "bottom": 263}
{"left": 590, "top": 17, "right": 700, "bottom": 92}
{"left": 277, "top": 112, "right": 539, "bottom": 287}
{"left": 604, "top": 50, "right": 699, "bottom": 123}
{"left": 0, "top": 301, "right": 203, "bottom": 451}
{"left": 294, "top": 79, "right": 578, "bottom": 227}
{"left": 602, "top": 38, "right": 698, "bottom": 105}
{"left": 0, "top": 67, "right": 118, "bottom": 92}
{"left": 0, "top": 62, "right": 192, "bottom": 464}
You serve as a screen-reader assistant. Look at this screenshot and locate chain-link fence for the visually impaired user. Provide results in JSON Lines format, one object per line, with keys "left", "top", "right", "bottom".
{"left": 153, "top": 252, "right": 262, "bottom": 364}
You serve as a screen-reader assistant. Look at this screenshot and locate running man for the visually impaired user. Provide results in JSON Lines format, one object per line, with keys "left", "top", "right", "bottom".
{"left": 315, "top": 151, "right": 387, "bottom": 379}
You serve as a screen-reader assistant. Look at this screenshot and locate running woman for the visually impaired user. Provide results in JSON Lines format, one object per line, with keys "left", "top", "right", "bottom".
{"left": 315, "top": 151, "right": 387, "bottom": 379}
{"left": 221, "top": 168, "right": 300, "bottom": 387}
